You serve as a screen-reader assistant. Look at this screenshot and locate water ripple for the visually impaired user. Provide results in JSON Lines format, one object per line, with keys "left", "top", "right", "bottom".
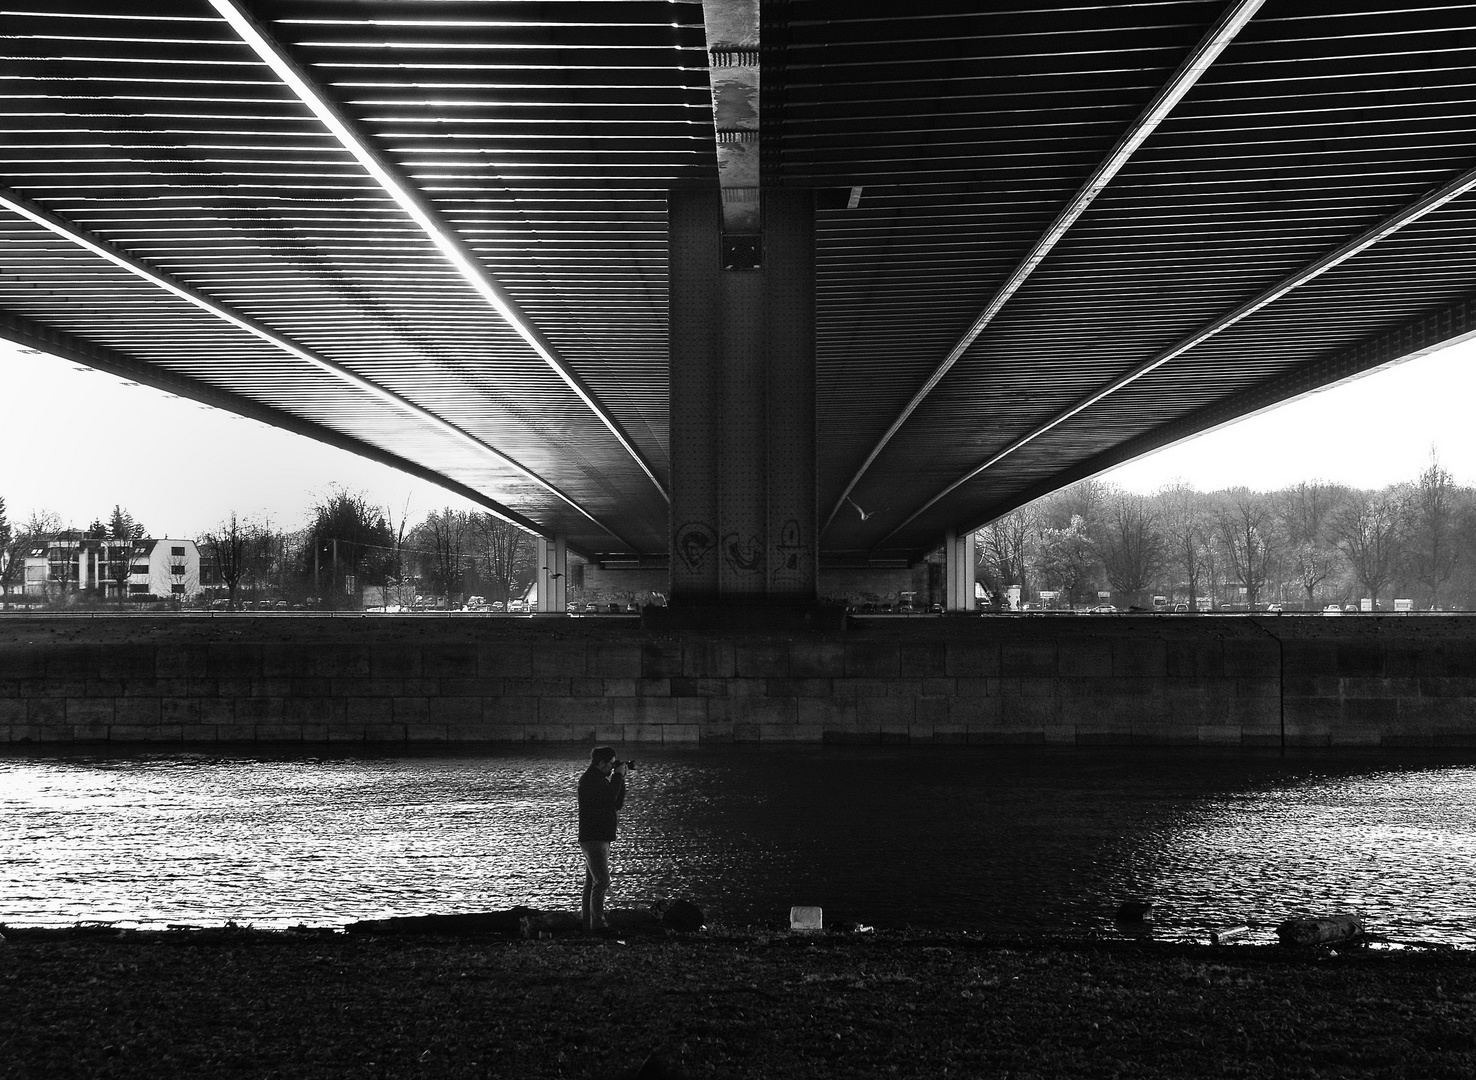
{"left": 1, "top": 747, "right": 1474, "bottom": 944}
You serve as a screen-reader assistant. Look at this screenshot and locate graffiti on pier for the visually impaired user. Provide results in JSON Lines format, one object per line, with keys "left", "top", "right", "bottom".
{"left": 771, "top": 519, "right": 810, "bottom": 586}
{"left": 722, "top": 532, "right": 765, "bottom": 576}
{"left": 674, "top": 522, "right": 716, "bottom": 573}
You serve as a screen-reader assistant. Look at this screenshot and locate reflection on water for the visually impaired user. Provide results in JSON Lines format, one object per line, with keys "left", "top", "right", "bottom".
{"left": 2, "top": 746, "right": 1474, "bottom": 945}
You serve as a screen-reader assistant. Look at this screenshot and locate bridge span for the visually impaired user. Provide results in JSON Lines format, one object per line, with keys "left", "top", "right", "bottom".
{"left": 4, "top": 615, "right": 1476, "bottom": 749}
{"left": 10, "top": 3, "right": 1476, "bottom": 601}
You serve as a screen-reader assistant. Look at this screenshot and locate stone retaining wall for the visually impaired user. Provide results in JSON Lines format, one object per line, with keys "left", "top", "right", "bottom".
{"left": 2, "top": 614, "right": 1475, "bottom": 746}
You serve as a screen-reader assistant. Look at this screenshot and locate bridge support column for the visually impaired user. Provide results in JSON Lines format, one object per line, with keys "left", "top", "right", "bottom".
{"left": 536, "top": 534, "right": 567, "bottom": 613}
{"left": 666, "top": 188, "right": 821, "bottom": 622}
{"left": 944, "top": 528, "right": 976, "bottom": 613}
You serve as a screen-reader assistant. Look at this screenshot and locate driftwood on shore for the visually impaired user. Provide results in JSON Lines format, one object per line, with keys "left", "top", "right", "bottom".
{"left": 346, "top": 902, "right": 704, "bottom": 937}
{"left": 7, "top": 924, "right": 1472, "bottom": 1080}
{"left": 1275, "top": 915, "right": 1365, "bottom": 946}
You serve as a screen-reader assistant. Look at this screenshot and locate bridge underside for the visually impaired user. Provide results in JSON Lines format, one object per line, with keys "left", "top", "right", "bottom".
{"left": 5, "top": 2, "right": 1476, "bottom": 571}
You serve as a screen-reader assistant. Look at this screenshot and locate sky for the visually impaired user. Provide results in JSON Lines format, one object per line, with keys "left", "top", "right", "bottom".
{"left": 2, "top": 333, "right": 1475, "bottom": 539}
{"left": 0, "top": 341, "right": 488, "bottom": 539}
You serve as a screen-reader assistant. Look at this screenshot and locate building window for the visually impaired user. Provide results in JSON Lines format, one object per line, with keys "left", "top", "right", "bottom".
{"left": 132, "top": 563, "right": 150, "bottom": 574}
{"left": 171, "top": 546, "right": 186, "bottom": 557}
{"left": 171, "top": 583, "right": 185, "bottom": 594}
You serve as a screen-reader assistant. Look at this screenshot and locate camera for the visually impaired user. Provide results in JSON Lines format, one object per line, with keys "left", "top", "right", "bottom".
{"left": 615, "top": 759, "right": 638, "bottom": 772}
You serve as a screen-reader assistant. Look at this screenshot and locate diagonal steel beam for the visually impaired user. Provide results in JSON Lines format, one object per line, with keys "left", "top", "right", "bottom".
{"left": 878, "top": 156, "right": 1476, "bottom": 548}
{"left": 822, "top": 0, "right": 1267, "bottom": 534}
{"left": 936, "top": 290, "right": 1476, "bottom": 554}
{"left": 0, "top": 308, "right": 567, "bottom": 548}
{"left": 0, "top": 185, "right": 644, "bottom": 551}
{"left": 208, "top": 0, "right": 669, "bottom": 504}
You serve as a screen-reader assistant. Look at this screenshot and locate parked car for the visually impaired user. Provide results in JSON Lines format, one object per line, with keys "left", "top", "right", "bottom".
{"left": 1322, "top": 604, "right": 1343, "bottom": 616}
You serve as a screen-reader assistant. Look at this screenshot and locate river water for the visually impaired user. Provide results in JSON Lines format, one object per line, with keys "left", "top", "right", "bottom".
{"left": 2, "top": 746, "right": 1474, "bottom": 946}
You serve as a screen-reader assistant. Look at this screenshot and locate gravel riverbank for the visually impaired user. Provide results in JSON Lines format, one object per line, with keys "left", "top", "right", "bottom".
{"left": 1, "top": 923, "right": 1473, "bottom": 1079}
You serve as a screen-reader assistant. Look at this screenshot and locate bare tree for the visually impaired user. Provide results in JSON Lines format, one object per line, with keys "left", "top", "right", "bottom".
{"left": 1287, "top": 540, "right": 1339, "bottom": 610}
{"left": 1156, "top": 482, "right": 1210, "bottom": 609}
{"left": 1040, "top": 479, "right": 1108, "bottom": 530}
{"left": 1276, "top": 481, "right": 1345, "bottom": 548}
{"left": 1409, "top": 450, "right": 1458, "bottom": 608}
{"left": 1331, "top": 487, "right": 1408, "bottom": 608}
{"left": 1273, "top": 481, "right": 1348, "bottom": 609}
{"left": 1035, "top": 513, "right": 1098, "bottom": 607}
{"left": 1216, "top": 488, "right": 1276, "bottom": 607}
{"left": 416, "top": 507, "right": 470, "bottom": 602}
{"left": 204, "top": 514, "right": 250, "bottom": 609}
{"left": 382, "top": 499, "right": 417, "bottom": 611}
{"left": 976, "top": 506, "right": 1035, "bottom": 604}
{"left": 473, "top": 513, "right": 530, "bottom": 608}
{"left": 0, "top": 496, "right": 11, "bottom": 598}
{"left": 1099, "top": 492, "right": 1165, "bottom": 607}
{"left": 1, "top": 509, "right": 62, "bottom": 599}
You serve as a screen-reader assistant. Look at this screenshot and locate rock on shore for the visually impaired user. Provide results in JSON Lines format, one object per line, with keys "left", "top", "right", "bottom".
{"left": 0, "top": 925, "right": 1472, "bottom": 1079}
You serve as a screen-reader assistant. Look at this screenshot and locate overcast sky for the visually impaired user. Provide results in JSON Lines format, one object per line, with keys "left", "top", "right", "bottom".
{"left": 2, "top": 334, "right": 1473, "bottom": 539}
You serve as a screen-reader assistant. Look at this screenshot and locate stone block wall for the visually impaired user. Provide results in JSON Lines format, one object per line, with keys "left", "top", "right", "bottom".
{"left": 2, "top": 614, "right": 1476, "bottom": 746}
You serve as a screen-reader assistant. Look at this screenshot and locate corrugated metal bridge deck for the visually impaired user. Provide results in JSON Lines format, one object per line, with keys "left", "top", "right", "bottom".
{"left": 5, "top": 1, "right": 1476, "bottom": 563}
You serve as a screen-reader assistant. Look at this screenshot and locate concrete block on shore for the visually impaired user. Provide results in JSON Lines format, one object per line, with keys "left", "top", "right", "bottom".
{"left": 790, "top": 905, "right": 823, "bottom": 932}
{"left": 1275, "top": 915, "right": 1364, "bottom": 946}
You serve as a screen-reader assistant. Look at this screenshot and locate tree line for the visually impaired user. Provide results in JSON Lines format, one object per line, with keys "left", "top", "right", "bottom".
{"left": 978, "top": 454, "right": 1474, "bottom": 611}
{"left": 7, "top": 453, "right": 1476, "bottom": 612}
{"left": 0, "top": 489, "right": 539, "bottom": 610}
{"left": 201, "top": 492, "right": 539, "bottom": 610}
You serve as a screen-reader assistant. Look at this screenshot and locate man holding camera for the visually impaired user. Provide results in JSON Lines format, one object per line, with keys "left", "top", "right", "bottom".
{"left": 577, "top": 745, "right": 629, "bottom": 932}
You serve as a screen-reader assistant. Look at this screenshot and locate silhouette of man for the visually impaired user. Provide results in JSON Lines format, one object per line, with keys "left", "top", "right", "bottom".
{"left": 577, "top": 745, "right": 628, "bottom": 932}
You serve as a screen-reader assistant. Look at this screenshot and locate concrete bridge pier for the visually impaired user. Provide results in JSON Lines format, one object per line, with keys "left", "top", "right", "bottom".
{"left": 536, "top": 535, "right": 567, "bottom": 614}
{"left": 944, "top": 529, "right": 977, "bottom": 613}
{"left": 663, "top": 188, "right": 828, "bottom": 629}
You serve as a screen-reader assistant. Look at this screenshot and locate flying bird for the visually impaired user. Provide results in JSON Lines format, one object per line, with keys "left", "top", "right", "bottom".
{"left": 846, "top": 497, "right": 887, "bottom": 521}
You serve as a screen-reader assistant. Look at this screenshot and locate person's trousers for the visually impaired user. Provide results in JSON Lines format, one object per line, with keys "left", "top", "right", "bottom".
{"left": 580, "top": 841, "right": 612, "bottom": 930}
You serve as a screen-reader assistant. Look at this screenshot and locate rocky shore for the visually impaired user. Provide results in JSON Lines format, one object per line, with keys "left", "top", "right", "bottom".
{"left": 2, "top": 922, "right": 1473, "bottom": 1079}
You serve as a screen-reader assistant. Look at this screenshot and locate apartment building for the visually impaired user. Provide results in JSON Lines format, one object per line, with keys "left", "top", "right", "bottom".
{"left": 20, "top": 533, "right": 202, "bottom": 600}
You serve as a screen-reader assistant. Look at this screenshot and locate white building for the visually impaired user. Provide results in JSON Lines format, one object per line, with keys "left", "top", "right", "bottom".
{"left": 21, "top": 533, "right": 202, "bottom": 601}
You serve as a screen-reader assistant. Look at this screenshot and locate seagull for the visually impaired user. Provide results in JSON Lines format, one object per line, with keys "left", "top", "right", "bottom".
{"left": 845, "top": 497, "right": 886, "bottom": 521}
